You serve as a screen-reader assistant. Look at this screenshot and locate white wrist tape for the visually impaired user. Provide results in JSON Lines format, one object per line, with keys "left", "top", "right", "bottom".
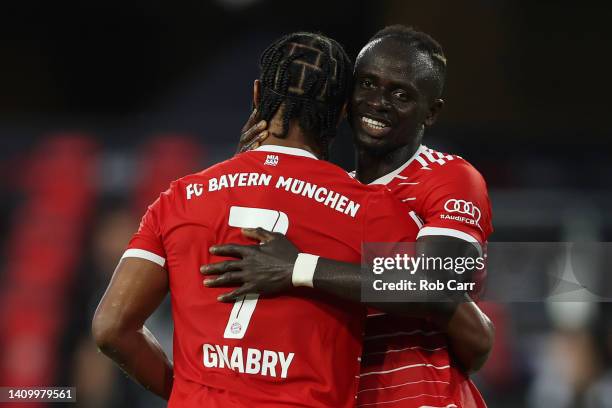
{"left": 291, "top": 253, "right": 319, "bottom": 288}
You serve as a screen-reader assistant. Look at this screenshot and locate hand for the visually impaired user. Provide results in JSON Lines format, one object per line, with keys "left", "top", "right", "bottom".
{"left": 201, "top": 228, "right": 299, "bottom": 302}
{"left": 236, "top": 109, "right": 269, "bottom": 154}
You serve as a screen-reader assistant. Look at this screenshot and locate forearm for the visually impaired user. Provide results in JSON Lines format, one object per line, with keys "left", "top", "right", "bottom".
{"left": 312, "top": 258, "right": 456, "bottom": 316}
{"left": 93, "top": 258, "right": 172, "bottom": 399}
{"left": 433, "top": 301, "right": 494, "bottom": 373}
{"left": 95, "top": 325, "right": 173, "bottom": 399}
{"left": 312, "top": 257, "right": 493, "bottom": 372}
{"left": 312, "top": 258, "right": 362, "bottom": 303}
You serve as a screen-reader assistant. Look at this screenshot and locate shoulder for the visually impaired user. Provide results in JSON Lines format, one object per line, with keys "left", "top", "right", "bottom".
{"left": 303, "top": 159, "right": 370, "bottom": 191}
{"left": 411, "top": 147, "right": 493, "bottom": 241}
{"left": 151, "top": 159, "right": 230, "bottom": 204}
{"left": 412, "top": 146, "right": 489, "bottom": 195}
{"left": 172, "top": 156, "right": 242, "bottom": 190}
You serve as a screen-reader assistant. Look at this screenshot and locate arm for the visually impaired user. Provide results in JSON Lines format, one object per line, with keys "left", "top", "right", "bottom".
{"left": 92, "top": 257, "right": 173, "bottom": 399}
{"left": 202, "top": 229, "right": 493, "bottom": 372}
{"left": 296, "top": 234, "right": 494, "bottom": 372}
{"left": 436, "top": 300, "right": 494, "bottom": 373}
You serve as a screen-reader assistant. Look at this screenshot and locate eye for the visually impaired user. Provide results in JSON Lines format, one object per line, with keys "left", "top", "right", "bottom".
{"left": 360, "top": 78, "right": 374, "bottom": 89}
{"left": 393, "top": 90, "right": 410, "bottom": 102}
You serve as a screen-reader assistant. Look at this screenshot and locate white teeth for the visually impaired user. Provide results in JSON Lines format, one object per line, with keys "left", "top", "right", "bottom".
{"left": 361, "top": 116, "right": 388, "bottom": 130}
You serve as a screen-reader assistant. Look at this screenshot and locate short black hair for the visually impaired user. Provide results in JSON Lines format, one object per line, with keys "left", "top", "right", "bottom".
{"left": 257, "top": 32, "right": 352, "bottom": 157}
{"left": 367, "top": 25, "right": 446, "bottom": 99}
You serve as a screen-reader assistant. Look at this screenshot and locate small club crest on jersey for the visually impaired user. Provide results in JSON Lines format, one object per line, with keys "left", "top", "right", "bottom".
{"left": 264, "top": 154, "right": 279, "bottom": 166}
{"left": 230, "top": 321, "right": 242, "bottom": 334}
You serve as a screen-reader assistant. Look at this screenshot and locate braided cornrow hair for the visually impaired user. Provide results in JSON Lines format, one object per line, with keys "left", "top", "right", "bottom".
{"left": 257, "top": 32, "right": 352, "bottom": 159}
{"left": 368, "top": 25, "right": 447, "bottom": 99}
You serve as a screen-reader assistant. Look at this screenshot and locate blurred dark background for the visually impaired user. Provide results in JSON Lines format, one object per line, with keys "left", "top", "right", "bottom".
{"left": 0, "top": 1, "right": 611, "bottom": 407}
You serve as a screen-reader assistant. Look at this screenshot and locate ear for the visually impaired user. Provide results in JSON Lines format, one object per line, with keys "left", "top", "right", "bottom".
{"left": 253, "top": 79, "right": 261, "bottom": 109}
{"left": 424, "top": 98, "right": 444, "bottom": 127}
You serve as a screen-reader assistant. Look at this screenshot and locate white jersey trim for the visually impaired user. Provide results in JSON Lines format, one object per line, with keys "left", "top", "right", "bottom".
{"left": 357, "top": 396, "right": 455, "bottom": 408}
{"left": 364, "top": 345, "right": 447, "bottom": 356}
{"left": 357, "top": 379, "right": 451, "bottom": 395}
{"left": 417, "top": 226, "right": 477, "bottom": 242}
{"left": 409, "top": 211, "right": 424, "bottom": 228}
{"left": 253, "top": 145, "right": 318, "bottom": 160}
{"left": 417, "top": 227, "right": 482, "bottom": 255}
{"left": 367, "top": 145, "right": 427, "bottom": 185}
{"left": 122, "top": 248, "right": 166, "bottom": 267}
{"left": 360, "top": 363, "right": 450, "bottom": 377}
{"left": 421, "top": 405, "right": 458, "bottom": 408}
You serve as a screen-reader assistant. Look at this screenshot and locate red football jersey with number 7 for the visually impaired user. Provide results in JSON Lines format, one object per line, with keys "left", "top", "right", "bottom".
{"left": 123, "top": 145, "right": 419, "bottom": 408}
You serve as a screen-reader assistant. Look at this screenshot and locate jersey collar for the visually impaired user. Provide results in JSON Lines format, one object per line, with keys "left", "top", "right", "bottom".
{"left": 367, "top": 144, "right": 427, "bottom": 185}
{"left": 254, "top": 145, "right": 318, "bottom": 160}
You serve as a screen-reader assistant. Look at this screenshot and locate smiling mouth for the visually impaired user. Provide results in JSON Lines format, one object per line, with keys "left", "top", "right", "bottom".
{"left": 360, "top": 116, "right": 391, "bottom": 137}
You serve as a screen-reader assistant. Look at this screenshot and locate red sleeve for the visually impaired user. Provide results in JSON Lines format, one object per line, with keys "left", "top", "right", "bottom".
{"left": 123, "top": 183, "right": 177, "bottom": 267}
{"left": 362, "top": 188, "right": 420, "bottom": 243}
{"left": 417, "top": 160, "right": 493, "bottom": 244}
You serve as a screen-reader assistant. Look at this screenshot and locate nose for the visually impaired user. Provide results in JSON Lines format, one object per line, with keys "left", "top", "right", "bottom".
{"left": 366, "top": 90, "right": 391, "bottom": 111}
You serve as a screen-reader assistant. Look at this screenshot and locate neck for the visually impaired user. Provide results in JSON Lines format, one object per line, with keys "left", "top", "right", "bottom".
{"left": 355, "top": 137, "right": 421, "bottom": 184}
{"left": 259, "top": 110, "right": 324, "bottom": 158}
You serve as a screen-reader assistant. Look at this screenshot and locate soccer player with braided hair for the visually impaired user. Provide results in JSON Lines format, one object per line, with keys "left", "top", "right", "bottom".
{"left": 207, "top": 25, "right": 493, "bottom": 407}
{"left": 93, "top": 31, "right": 421, "bottom": 407}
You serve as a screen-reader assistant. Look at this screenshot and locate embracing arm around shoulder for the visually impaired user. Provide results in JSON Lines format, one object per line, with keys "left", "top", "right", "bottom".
{"left": 312, "top": 234, "right": 494, "bottom": 372}
{"left": 203, "top": 229, "right": 494, "bottom": 373}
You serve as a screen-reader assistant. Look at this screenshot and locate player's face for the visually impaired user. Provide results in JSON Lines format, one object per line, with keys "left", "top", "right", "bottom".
{"left": 350, "top": 38, "right": 437, "bottom": 154}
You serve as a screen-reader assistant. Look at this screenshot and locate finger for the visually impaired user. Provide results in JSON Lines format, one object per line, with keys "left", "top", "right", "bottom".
{"left": 241, "top": 227, "right": 278, "bottom": 244}
{"left": 247, "top": 107, "right": 258, "bottom": 122}
{"left": 239, "top": 121, "right": 267, "bottom": 145}
{"left": 239, "top": 131, "right": 269, "bottom": 153}
{"left": 240, "top": 108, "right": 259, "bottom": 134}
{"left": 209, "top": 243, "right": 258, "bottom": 258}
{"left": 200, "top": 260, "right": 242, "bottom": 275}
{"left": 217, "top": 284, "right": 257, "bottom": 302}
{"left": 203, "top": 271, "right": 245, "bottom": 288}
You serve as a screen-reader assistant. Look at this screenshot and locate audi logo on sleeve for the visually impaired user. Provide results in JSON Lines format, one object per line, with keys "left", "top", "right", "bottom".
{"left": 442, "top": 199, "right": 482, "bottom": 227}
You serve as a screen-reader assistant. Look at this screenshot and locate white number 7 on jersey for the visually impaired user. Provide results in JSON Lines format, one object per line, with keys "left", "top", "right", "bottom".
{"left": 222, "top": 206, "right": 289, "bottom": 339}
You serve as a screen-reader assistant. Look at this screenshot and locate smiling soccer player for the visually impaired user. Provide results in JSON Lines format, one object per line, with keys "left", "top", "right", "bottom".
{"left": 205, "top": 25, "right": 494, "bottom": 408}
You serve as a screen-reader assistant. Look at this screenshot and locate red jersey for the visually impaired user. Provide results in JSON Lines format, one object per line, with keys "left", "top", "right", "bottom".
{"left": 356, "top": 145, "right": 493, "bottom": 408}
{"left": 123, "top": 145, "right": 419, "bottom": 408}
